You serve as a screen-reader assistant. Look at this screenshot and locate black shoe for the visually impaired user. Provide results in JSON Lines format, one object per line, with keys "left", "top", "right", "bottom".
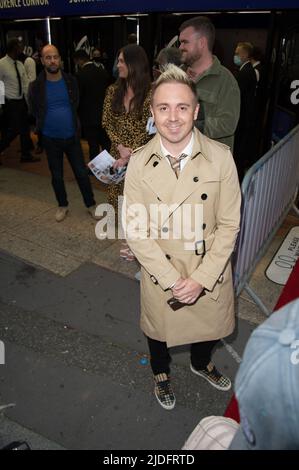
{"left": 20, "top": 154, "right": 41, "bottom": 163}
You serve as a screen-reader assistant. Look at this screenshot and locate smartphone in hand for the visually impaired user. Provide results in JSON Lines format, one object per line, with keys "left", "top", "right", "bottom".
{"left": 167, "top": 297, "right": 187, "bottom": 311}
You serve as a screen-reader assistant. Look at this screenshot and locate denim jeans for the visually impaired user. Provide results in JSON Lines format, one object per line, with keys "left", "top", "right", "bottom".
{"left": 42, "top": 135, "right": 95, "bottom": 208}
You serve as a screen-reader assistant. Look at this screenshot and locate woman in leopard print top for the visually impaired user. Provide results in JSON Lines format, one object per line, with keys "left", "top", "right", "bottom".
{"left": 102, "top": 44, "right": 152, "bottom": 259}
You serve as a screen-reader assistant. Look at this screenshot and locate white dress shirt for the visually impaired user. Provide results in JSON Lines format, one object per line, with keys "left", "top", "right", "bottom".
{"left": 0, "top": 54, "right": 29, "bottom": 100}
{"left": 252, "top": 61, "right": 261, "bottom": 83}
{"left": 160, "top": 132, "right": 194, "bottom": 172}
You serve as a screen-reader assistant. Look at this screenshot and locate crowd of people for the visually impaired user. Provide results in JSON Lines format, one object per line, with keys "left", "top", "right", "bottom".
{"left": 2, "top": 16, "right": 293, "bottom": 451}
{"left": 0, "top": 17, "right": 263, "bottom": 198}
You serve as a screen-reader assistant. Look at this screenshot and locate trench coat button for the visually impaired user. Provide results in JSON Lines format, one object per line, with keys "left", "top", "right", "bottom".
{"left": 202, "top": 223, "right": 206, "bottom": 230}
{"left": 162, "top": 227, "right": 169, "bottom": 233}
{"left": 153, "top": 161, "right": 159, "bottom": 167}
{"left": 218, "top": 274, "right": 224, "bottom": 284}
{"left": 150, "top": 275, "right": 158, "bottom": 285}
{"left": 201, "top": 193, "right": 208, "bottom": 200}
{"left": 165, "top": 254, "right": 171, "bottom": 260}
{"left": 193, "top": 177, "right": 199, "bottom": 182}
{"left": 157, "top": 196, "right": 161, "bottom": 201}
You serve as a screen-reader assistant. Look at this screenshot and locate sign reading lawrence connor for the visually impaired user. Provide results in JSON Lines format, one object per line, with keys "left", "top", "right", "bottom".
{"left": 0, "top": 0, "right": 49, "bottom": 8}
{"left": 0, "top": 0, "right": 50, "bottom": 17}
{"left": 0, "top": 0, "right": 98, "bottom": 17}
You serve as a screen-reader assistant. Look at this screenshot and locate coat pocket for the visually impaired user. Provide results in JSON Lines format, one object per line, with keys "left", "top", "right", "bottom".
{"left": 206, "top": 263, "right": 232, "bottom": 302}
{"left": 207, "top": 282, "right": 221, "bottom": 301}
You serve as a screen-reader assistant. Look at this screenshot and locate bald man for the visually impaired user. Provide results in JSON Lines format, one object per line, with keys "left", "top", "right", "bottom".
{"left": 28, "top": 44, "right": 98, "bottom": 222}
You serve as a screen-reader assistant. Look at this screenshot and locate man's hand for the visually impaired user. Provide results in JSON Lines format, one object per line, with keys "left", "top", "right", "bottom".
{"left": 172, "top": 278, "right": 204, "bottom": 304}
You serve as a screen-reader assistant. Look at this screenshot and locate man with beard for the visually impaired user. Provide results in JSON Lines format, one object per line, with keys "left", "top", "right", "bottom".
{"left": 28, "top": 44, "right": 98, "bottom": 222}
{"left": 179, "top": 16, "right": 240, "bottom": 151}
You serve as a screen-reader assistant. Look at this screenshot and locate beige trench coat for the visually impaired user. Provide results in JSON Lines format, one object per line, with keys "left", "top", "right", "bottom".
{"left": 124, "top": 129, "right": 241, "bottom": 347}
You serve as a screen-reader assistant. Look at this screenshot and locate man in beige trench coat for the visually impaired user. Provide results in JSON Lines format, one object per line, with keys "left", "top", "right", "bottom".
{"left": 123, "top": 65, "right": 241, "bottom": 410}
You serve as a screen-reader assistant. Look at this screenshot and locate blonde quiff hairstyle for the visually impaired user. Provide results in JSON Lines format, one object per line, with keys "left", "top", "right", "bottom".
{"left": 151, "top": 64, "right": 197, "bottom": 104}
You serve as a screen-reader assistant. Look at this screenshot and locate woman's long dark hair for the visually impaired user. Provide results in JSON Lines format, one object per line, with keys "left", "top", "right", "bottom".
{"left": 111, "top": 44, "right": 151, "bottom": 117}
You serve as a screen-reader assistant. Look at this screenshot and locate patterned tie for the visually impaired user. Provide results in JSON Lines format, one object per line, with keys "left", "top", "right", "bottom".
{"left": 166, "top": 153, "right": 188, "bottom": 178}
{"left": 14, "top": 61, "right": 22, "bottom": 97}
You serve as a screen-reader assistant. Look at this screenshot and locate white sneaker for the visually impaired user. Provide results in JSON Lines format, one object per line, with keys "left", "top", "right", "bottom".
{"left": 55, "top": 207, "right": 68, "bottom": 222}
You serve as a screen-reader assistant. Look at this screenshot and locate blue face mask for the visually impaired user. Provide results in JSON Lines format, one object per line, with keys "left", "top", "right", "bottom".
{"left": 234, "top": 55, "right": 242, "bottom": 67}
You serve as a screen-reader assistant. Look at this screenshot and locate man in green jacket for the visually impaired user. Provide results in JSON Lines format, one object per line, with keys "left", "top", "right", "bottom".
{"left": 179, "top": 16, "right": 240, "bottom": 150}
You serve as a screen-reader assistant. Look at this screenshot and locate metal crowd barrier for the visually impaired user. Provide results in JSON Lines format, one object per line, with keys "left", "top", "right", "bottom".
{"left": 233, "top": 123, "right": 299, "bottom": 316}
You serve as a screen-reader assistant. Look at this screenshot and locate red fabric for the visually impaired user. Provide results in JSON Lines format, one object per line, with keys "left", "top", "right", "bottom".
{"left": 274, "top": 258, "right": 299, "bottom": 310}
{"left": 224, "top": 257, "right": 299, "bottom": 422}
{"left": 224, "top": 395, "right": 240, "bottom": 422}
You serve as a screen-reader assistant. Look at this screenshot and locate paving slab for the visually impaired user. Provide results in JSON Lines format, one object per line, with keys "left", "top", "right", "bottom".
{"left": 0, "top": 235, "right": 83, "bottom": 277}
{"left": 0, "top": 168, "right": 139, "bottom": 278}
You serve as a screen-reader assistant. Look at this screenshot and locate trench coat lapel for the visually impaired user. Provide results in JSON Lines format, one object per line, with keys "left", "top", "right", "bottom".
{"left": 141, "top": 130, "right": 218, "bottom": 224}
{"left": 171, "top": 152, "right": 216, "bottom": 203}
{"left": 142, "top": 139, "right": 177, "bottom": 206}
{"left": 172, "top": 154, "right": 203, "bottom": 206}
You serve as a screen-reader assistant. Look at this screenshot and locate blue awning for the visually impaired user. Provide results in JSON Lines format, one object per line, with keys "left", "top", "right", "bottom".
{"left": 0, "top": 0, "right": 298, "bottom": 20}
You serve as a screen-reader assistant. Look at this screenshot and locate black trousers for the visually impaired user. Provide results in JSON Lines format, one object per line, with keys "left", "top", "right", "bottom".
{"left": 234, "top": 124, "right": 256, "bottom": 182}
{"left": 83, "top": 125, "right": 111, "bottom": 161}
{"left": 147, "top": 336, "right": 219, "bottom": 375}
{"left": 42, "top": 135, "right": 95, "bottom": 208}
{"left": 0, "top": 98, "right": 32, "bottom": 157}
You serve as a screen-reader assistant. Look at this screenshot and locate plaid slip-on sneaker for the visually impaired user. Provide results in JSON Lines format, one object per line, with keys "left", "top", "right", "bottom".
{"left": 154, "top": 373, "right": 176, "bottom": 410}
{"left": 190, "top": 362, "right": 232, "bottom": 391}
